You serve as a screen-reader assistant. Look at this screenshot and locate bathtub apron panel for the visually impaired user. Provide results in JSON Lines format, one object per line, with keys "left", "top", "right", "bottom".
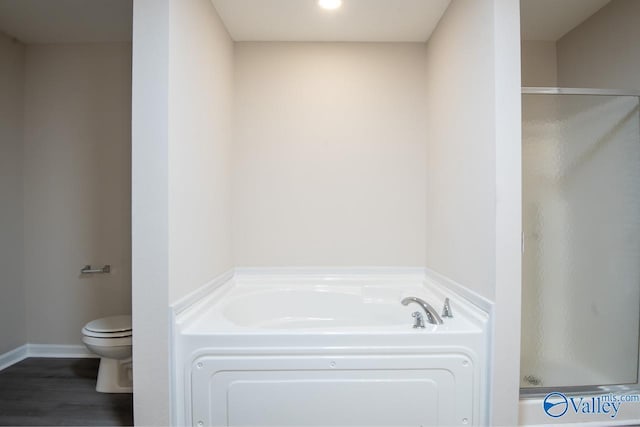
{"left": 191, "top": 353, "right": 474, "bottom": 427}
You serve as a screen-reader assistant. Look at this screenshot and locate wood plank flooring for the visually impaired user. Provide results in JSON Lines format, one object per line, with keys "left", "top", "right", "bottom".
{"left": 0, "top": 358, "right": 133, "bottom": 426}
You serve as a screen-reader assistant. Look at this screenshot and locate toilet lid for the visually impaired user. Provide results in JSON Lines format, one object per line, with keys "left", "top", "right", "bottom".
{"left": 84, "top": 315, "right": 132, "bottom": 333}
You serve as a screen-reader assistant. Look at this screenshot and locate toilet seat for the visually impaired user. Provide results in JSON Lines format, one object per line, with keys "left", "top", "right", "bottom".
{"left": 82, "top": 328, "right": 132, "bottom": 339}
{"left": 84, "top": 315, "right": 131, "bottom": 333}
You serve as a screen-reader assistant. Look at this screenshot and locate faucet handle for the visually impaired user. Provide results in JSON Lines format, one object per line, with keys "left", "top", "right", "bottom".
{"left": 441, "top": 298, "right": 453, "bottom": 318}
{"left": 411, "top": 311, "right": 425, "bottom": 328}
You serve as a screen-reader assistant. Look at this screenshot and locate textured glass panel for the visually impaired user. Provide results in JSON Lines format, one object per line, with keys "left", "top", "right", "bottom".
{"left": 521, "top": 93, "right": 640, "bottom": 388}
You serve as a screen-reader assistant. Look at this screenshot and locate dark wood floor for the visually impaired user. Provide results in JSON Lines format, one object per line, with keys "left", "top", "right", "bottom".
{"left": 0, "top": 358, "right": 133, "bottom": 426}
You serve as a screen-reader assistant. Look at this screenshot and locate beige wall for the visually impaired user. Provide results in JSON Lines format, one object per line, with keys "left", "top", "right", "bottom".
{"left": 23, "top": 43, "right": 132, "bottom": 344}
{"left": 557, "top": 0, "right": 640, "bottom": 90}
{"left": 492, "top": 0, "right": 523, "bottom": 421}
{"left": 425, "top": 0, "right": 522, "bottom": 423}
{"left": 0, "top": 32, "right": 26, "bottom": 354}
{"left": 493, "top": 0, "right": 523, "bottom": 423}
{"left": 232, "top": 42, "right": 428, "bottom": 267}
{"left": 520, "top": 0, "right": 639, "bottom": 90}
{"left": 131, "top": 0, "right": 170, "bottom": 424}
{"left": 425, "top": 0, "right": 497, "bottom": 300}
{"left": 132, "top": 0, "right": 234, "bottom": 424}
{"left": 521, "top": 40, "right": 557, "bottom": 87}
{"left": 168, "top": 0, "right": 234, "bottom": 302}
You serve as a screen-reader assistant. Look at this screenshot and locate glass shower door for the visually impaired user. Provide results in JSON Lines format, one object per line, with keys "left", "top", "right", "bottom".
{"left": 521, "top": 91, "right": 640, "bottom": 389}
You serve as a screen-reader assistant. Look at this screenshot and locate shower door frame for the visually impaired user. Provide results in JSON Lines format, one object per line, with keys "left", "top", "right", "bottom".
{"left": 520, "top": 86, "right": 640, "bottom": 398}
{"left": 523, "top": 87, "right": 640, "bottom": 97}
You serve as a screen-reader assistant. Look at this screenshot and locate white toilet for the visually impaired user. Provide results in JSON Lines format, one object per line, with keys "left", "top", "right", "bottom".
{"left": 81, "top": 314, "right": 133, "bottom": 393}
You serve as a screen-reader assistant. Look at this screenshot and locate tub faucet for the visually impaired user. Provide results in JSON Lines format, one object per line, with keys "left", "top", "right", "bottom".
{"left": 401, "top": 297, "right": 444, "bottom": 325}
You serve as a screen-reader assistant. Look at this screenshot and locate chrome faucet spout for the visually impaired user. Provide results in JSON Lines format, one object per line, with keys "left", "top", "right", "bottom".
{"left": 401, "top": 297, "right": 444, "bottom": 325}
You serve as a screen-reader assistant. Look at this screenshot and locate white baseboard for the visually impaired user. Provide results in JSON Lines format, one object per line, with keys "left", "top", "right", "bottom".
{"left": 0, "top": 343, "right": 98, "bottom": 371}
{"left": 0, "top": 344, "right": 28, "bottom": 371}
{"left": 27, "top": 343, "right": 97, "bottom": 359}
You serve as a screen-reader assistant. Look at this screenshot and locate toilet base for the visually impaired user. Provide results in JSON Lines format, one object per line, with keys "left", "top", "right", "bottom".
{"left": 96, "top": 357, "right": 133, "bottom": 393}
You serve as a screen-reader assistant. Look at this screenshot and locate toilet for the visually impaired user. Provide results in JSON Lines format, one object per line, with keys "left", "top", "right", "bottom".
{"left": 81, "top": 314, "right": 133, "bottom": 393}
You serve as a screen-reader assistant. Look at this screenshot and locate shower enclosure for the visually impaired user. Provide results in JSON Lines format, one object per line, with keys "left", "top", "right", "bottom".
{"left": 521, "top": 87, "right": 640, "bottom": 392}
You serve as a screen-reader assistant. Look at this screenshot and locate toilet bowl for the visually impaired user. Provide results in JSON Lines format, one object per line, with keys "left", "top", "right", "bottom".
{"left": 81, "top": 315, "right": 132, "bottom": 393}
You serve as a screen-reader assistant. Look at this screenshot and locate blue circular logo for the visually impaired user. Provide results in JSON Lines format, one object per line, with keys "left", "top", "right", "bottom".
{"left": 543, "top": 392, "right": 568, "bottom": 418}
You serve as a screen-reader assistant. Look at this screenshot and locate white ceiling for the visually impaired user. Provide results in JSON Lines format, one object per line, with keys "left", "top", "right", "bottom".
{"left": 0, "top": 0, "right": 132, "bottom": 44}
{"left": 211, "top": 0, "right": 451, "bottom": 42}
{"left": 520, "top": 0, "right": 611, "bottom": 41}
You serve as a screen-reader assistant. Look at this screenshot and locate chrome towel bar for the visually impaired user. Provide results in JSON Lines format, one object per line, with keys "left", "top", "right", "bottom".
{"left": 81, "top": 265, "right": 111, "bottom": 274}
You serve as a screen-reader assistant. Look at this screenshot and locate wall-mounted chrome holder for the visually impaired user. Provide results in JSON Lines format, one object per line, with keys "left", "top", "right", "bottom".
{"left": 80, "top": 265, "right": 111, "bottom": 275}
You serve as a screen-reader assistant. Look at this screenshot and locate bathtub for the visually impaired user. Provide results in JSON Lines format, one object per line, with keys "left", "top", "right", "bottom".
{"left": 172, "top": 269, "right": 490, "bottom": 427}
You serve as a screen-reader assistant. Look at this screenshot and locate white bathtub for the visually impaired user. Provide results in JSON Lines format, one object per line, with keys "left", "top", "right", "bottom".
{"left": 172, "top": 269, "right": 491, "bottom": 427}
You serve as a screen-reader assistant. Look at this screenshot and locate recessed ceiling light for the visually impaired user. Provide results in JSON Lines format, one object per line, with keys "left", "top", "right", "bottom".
{"left": 318, "top": 0, "right": 342, "bottom": 11}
